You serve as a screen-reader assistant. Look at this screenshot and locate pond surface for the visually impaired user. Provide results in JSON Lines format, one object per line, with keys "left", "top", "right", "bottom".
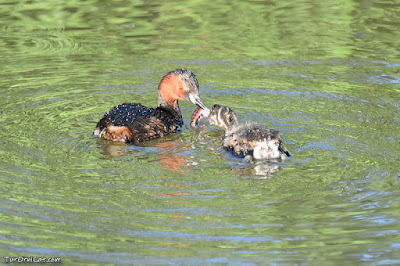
{"left": 1, "top": 0, "right": 400, "bottom": 264}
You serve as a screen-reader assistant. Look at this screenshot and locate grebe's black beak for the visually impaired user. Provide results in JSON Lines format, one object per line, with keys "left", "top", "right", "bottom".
{"left": 188, "top": 94, "right": 209, "bottom": 113}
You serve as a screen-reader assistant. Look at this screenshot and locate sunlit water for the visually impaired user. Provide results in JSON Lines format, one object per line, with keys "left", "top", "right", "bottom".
{"left": 1, "top": 0, "right": 400, "bottom": 265}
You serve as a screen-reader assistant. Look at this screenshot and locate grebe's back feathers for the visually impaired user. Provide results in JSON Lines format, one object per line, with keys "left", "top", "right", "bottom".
{"left": 94, "top": 103, "right": 183, "bottom": 143}
{"left": 95, "top": 103, "right": 153, "bottom": 130}
{"left": 223, "top": 123, "right": 290, "bottom": 159}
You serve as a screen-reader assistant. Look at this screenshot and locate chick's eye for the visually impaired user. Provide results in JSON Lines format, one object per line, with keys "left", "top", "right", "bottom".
{"left": 187, "top": 89, "right": 191, "bottom": 94}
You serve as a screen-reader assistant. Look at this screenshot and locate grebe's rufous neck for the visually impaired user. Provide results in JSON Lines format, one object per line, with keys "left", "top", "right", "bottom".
{"left": 94, "top": 68, "right": 209, "bottom": 144}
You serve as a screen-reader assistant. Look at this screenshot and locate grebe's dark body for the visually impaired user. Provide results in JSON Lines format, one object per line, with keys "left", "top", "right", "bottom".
{"left": 94, "top": 103, "right": 183, "bottom": 144}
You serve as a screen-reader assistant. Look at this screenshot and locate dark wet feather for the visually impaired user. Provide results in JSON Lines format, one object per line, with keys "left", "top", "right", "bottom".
{"left": 94, "top": 103, "right": 183, "bottom": 143}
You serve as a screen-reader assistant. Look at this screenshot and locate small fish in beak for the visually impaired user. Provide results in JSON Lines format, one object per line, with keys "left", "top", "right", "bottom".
{"left": 190, "top": 107, "right": 210, "bottom": 128}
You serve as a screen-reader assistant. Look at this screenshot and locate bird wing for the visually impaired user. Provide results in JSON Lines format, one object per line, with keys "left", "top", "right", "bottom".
{"left": 94, "top": 103, "right": 155, "bottom": 134}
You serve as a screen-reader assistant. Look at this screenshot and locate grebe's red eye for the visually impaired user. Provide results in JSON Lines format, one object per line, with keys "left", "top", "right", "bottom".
{"left": 187, "top": 89, "right": 191, "bottom": 94}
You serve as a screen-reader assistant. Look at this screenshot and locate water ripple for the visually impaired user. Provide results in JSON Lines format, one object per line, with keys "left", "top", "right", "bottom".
{"left": 23, "top": 33, "right": 82, "bottom": 52}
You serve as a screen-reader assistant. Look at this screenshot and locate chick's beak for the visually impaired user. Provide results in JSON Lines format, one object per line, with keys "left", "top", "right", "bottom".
{"left": 188, "top": 94, "right": 209, "bottom": 113}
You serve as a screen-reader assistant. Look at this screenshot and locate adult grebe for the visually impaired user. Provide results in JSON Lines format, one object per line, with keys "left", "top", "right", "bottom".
{"left": 94, "top": 68, "right": 208, "bottom": 143}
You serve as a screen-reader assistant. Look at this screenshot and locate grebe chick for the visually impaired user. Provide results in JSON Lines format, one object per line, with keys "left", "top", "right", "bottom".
{"left": 192, "top": 104, "right": 291, "bottom": 160}
{"left": 94, "top": 68, "right": 209, "bottom": 143}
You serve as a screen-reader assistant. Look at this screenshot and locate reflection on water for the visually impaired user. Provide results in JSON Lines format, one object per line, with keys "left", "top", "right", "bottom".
{"left": 156, "top": 141, "right": 186, "bottom": 173}
{"left": 1, "top": 0, "right": 400, "bottom": 264}
{"left": 253, "top": 161, "right": 282, "bottom": 179}
{"left": 97, "top": 137, "right": 188, "bottom": 173}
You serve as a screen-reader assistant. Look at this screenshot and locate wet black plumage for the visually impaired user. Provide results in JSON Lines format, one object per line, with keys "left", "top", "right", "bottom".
{"left": 94, "top": 103, "right": 183, "bottom": 144}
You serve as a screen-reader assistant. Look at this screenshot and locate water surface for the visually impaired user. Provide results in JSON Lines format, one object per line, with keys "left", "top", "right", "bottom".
{"left": 1, "top": 0, "right": 400, "bottom": 264}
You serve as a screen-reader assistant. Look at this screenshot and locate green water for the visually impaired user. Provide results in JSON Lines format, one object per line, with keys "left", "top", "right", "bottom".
{"left": 1, "top": 0, "right": 400, "bottom": 264}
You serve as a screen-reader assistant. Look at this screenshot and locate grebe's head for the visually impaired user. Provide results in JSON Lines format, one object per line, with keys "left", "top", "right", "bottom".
{"left": 158, "top": 68, "right": 208, "bottom": 111}
{"left": 208, "top": 104, "right": 238, "bottom": 130}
